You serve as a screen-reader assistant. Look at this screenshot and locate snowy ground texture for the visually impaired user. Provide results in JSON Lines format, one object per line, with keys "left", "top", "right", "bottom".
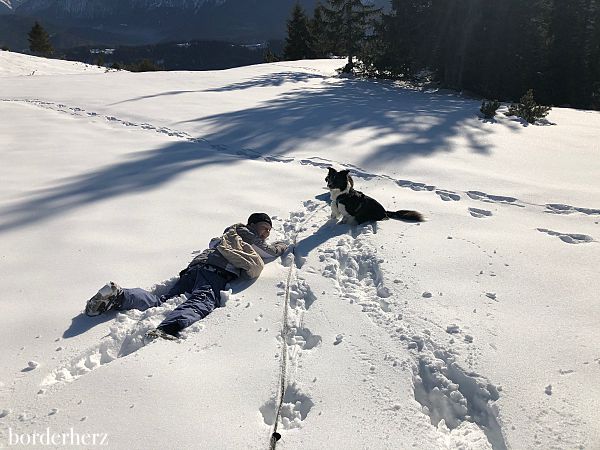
{"left": 0, "top": 50, "right": 599, "bottom": 449}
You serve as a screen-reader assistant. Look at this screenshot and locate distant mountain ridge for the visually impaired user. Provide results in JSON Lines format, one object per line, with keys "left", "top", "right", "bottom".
{"left": 4, "top": 0, "right": 329, "bottom": 44}
{"left": 1, "top": 0, "right": 388, "bottom": 50}
{"left": 15, "top": 0, "right": 227, "bottom": 18}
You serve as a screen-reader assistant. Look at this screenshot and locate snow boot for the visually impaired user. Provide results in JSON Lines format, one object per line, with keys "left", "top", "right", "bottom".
{"left": 145, "top": 328, "right": 179, "bottom": 342}
{"left": 85, "top": 282, "right": 123, "bottom": 316}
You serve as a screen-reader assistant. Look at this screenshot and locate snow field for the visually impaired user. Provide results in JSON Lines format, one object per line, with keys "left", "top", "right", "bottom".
{"left": 1, "top": 52, "right": 599, "bottom": 449}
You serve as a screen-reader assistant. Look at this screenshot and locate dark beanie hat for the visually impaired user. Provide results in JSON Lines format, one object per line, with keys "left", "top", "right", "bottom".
{"left": 247, "top": 212, "right": 272, "bottom": 227}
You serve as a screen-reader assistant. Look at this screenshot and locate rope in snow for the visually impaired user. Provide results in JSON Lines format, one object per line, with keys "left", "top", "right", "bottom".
{"left": 269, "top": 204, "right": 327, "bottom": 449}
{"left": 269, "top": 245, "right": 294, "bottom": 448}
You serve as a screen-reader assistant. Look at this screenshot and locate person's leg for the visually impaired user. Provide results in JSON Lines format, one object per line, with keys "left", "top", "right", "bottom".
{"left": 157, "top": 268, "right": 227, "bottom": 336}
{"left": 163, "top": 268, "right": 195, "bottom": 299}
{"left": 118, "top": 288, "right": 165, "bottom": 311}
{"left": 118, "top": 268, "right": 196, "bottom": 312}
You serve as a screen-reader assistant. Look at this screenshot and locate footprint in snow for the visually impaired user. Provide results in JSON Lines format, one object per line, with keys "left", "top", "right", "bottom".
{"left": 446, "top": 324, "right": 461, "bottom": 334}
{"left": 263, "top": 155, "right": 294, "bottom": 163}
{"left": 436, "top": 190, "right": 461, "bottom": 201}
{"left": 260, "top": 384, "right": 314, "bottom": 429}
{"left": 469, "top": 207, "right": 493, "bottom": 218}
{"left": 287, "top": 327, "right": 322, "bottom": 350}
{"left": 467, "top": 190, "right": 523, "bottom": 207}
{"left": 22, "top": 361, "right": 39, "bottom": 372}
{"left": 545, "top": 203, "right": 600, "bottom": 216}
{"left": 536, "top": 228, "right": 594, "bottom": 244}
{"left": 397, "top": 180, "right": 435, "bottom": 191}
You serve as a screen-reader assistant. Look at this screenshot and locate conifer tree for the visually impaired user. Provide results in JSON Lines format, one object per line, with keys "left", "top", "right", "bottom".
{"left": 495, "top": 0, "right": 551, "bottom": 101}
{"left": 507, "top": 89, "right": 551, "bottom": 124}
{"left": 283, "top": 3, "right": 314, "bottom": 61}
{"left": 322, "top": 0, "right": 599, "bottom": 109}
{"left": 589, "top": 1, "right": 600, "bottom": 108}
{"left": 321, "top": 0, "right": 380, "bottom": 72}
{"left": 362, "top": 0, "right": 429, "bottom": 78}
{"left": 547, "top": 0, "right": 593, "bottom": 106}
{"left": 263, "top": 47, "right": 280, "bottom": 63}
{"left": 28, "top": 22, "right": 53, "bottom": 56}
{"left": 429, "top": 0, "right": 482, "bottom": 89}
{"left": 310, "top": 2, "right": 330, "bottom": 58}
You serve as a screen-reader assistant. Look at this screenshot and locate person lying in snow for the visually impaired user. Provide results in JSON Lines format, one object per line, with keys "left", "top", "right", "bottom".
{"left": 85, "top": 213, "right": 288, "bottom": 338}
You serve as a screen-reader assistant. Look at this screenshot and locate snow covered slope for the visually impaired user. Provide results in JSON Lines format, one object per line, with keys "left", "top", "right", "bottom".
{"left": 0, "top": 52, "right": 598, "bottom": 450}
{"left": 0, "top": 50, "right": 105, "bottom": 76}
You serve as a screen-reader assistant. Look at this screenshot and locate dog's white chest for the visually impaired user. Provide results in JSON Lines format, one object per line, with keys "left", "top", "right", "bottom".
{"left": 337, "top": 202, "right": 350, "bottom": 219}
{"left": 337, "top": 202, "right": 356, "bottom": 224}
{"left": 329, "top": 187, "right": 355, "bottom": 224}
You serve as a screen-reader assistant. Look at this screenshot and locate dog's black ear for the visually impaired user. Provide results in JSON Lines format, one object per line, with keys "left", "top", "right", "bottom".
{"left": 327, "top": 167, "right": 336, "bottom": 174}
{"left": 340, "top": 169, "right": 350, "bottom": 176}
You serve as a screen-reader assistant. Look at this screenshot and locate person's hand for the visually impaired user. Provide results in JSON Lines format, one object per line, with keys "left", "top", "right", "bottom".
{"left": 274, "top": 242, "right": 289, "bottom": 254}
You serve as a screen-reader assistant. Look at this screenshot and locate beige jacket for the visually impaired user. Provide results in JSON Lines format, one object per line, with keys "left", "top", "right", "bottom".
{"left": 216, "top": 227, "right": 265, "bottom": 279}
{"left": 188, "top": 223, "right": 288, "bottom": 279}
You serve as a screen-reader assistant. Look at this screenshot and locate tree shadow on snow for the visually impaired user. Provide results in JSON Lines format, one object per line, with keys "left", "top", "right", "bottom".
{"left": 0, "top": 143, "right": 234, "bottom": 233}
{"left": 108, "top": 90, "right": 205, "bottom": 106}
{"left": 203, "top": 72, "right": 327, "bottom": 92}
{"left": 108, "top": 72, "right": 326, "bottom": 106}
{"left": 0, "top": 76, "right": 499, "bottom": 233}
{"left": 176, "top": 76, "right": 496, "bottom": 166}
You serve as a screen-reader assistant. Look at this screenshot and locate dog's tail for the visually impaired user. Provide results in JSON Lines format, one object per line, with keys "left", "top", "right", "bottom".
{"left": 386, "top": 210, "right": 424, "bottom": 222}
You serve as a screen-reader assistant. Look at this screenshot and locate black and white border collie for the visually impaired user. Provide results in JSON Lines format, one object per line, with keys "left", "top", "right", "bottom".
{"left": 326, "top": 167, "right": 424, "bottom": 224}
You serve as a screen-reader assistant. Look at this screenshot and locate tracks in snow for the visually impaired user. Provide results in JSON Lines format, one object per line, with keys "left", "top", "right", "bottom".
{"left": 414, "top": 350, "right": 506, "bottom": 450}
{"left": 4, "top": 96, "right": 595, "bottom": 445}
{"left": 262, "top": 200, "right": 508, "bottom": 449}
{"left": 2, "top": 97, "right": 599, "bottom": 233}
{"left": 536, "top": 228, "right": 595, "bottom": 244}
{"left": 41, "top": 279, "right": 205, "bottom": 386}
{"left": 315, "top": 216, "right": 507, "bottom": 448}
{"left": 260, "top": 200, "right": 324, "bottom": 433}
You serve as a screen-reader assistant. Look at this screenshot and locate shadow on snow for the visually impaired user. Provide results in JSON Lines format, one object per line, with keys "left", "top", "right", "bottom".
{"left": 0, "top": 75, "right": 507, "bottom": 233}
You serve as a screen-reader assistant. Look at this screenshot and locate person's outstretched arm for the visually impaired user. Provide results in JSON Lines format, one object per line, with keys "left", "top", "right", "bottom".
{"left": 236, "top": 225, "right": 288, "bottom": 259}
